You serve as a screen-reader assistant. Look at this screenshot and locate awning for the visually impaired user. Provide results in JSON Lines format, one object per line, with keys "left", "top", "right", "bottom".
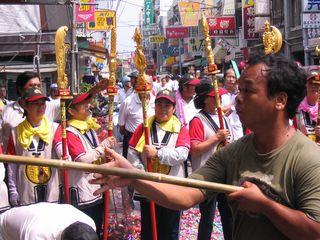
{"left": 182, "top": 58, "right": 207, "bottom": 67}
{"left": 0, "top": 63, "right": 57, "bottom": 73}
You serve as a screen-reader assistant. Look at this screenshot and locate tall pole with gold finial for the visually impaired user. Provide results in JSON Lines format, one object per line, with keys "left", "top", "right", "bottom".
{"left": 133, "top": 27, "right": 158, "bottom": 240}
{"left": 201, "top": 15, "right": 225, "bottom": 130}
{"left": 314, "top": 46, "right": 320, "bottom": 144}
{"left": 102, "top": 26, "right": 118, "bottom": 240}
{"left": 55, "top": 26, "right": 73, "bottom": 203}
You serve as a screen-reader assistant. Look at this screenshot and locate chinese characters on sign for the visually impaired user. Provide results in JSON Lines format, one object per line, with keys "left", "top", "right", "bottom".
{"left": 165, "top": 26, "right": 189, "bottom": 39}
{"left": 188, "top": 37, "right": 204, "bottom": 56}
{"left": 149, "top": 35, "right": 165, "bottom": 44}
{"left": 144, "top": 0, "right": 154, "bottom": 26}
{"left": 207, "top": 17, "right": 236, "bottom": 37}
{"left": 302, "top": 13, "right": 320, "bottom": 28}
{"left": 178, "top": 2, "right": 201, "bottom": 27}
{"left": 76, "top": 0, "right": 95, "bottom": 23}
{"left": 242, "top": 0, "right": 259, "bottom": 40}
{"left": 87, "top": 10, "right": 116, "bottom": 30}
{"left": 303, "top": 0, "right": 320, "bottom": 12}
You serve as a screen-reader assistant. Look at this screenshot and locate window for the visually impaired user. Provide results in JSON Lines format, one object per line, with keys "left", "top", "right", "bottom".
{"left": 270, "top": 0, "right": 284, "bottom": 27}
{"left": 289, "top": 0, "right": 301, "bottom": 27}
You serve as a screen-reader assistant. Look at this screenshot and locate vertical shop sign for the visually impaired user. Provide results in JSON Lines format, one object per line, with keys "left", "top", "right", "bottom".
{"left": 242, "top": 0, "right": 259, "bottom": 39}
{"left": 144, "top": 0, "right": 154, "bottom": 26}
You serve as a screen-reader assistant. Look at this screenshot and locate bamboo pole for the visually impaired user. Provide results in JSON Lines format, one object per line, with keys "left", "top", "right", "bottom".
{"left": 0, "top": 154, "right": 243, "bottom": 193}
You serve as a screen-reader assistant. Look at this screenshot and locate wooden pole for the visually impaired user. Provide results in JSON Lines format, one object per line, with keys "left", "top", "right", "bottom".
{"left": 0, "top": 154, "right": 243, "bottom": 193}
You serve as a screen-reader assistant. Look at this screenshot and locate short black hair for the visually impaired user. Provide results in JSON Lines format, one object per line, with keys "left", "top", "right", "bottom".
{"left": 194, "top": 80, "right": 213, "bottom": 109}
{"left": 61, "top": 221, "right": 98, "bottom": 240}
{"left": 246, "top": 53, "right": 307, "bottom": 119}
{"left": 16, "top": 71, "right": 40, "bottom": 96}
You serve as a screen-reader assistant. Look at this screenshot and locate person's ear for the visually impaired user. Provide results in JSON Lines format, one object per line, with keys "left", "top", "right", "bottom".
{"left": 274, "top": 92, "right": 287, "bottom": 111}
{"left": 68, "top": 107, "right": 76, "bottom": 117}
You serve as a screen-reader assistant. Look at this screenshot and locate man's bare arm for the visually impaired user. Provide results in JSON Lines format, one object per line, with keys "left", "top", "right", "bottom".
{"left": 90, "top": 148, "right": 205, "bottom": 210}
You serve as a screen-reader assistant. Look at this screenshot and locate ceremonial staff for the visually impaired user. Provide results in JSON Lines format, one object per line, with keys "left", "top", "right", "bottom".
{"left": 314, "top": 46, "right": 320, "bottom": 144}
{"left": 102, "top": 27, "right": 118, "bottom": 240}
{"left": 0, "top": 154, "right": 243, "bottom": 194}
{"left": 55, "top": 26, "right": 73, "bottom": 203}
{"left": 133, "top": 28, "right": 158, "bottom": 240}
{"left": 201, "top": 15, "right": 225, "bottom": 130}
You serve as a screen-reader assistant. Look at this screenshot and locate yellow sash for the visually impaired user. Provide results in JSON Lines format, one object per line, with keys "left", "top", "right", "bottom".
{"left": 17, "top": 116, "right": 51, "bottom": 150}
{"left": 68, "top": 117, "right": 101, "bottom": 134}
{"left": 135, "top": 115, "right": 181, "bottom": 153}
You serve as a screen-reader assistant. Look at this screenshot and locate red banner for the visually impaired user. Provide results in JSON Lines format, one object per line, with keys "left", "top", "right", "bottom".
{"left": 76, "top": 0, "right": 95, "bottom": 23}
{"left": 165, "top": 26, "right": 189, "bottom": 39}
{"left": 207, "top": 16, "right": 236, "bottom": 37}
{"left": 242, "top": 0, "right": 259, "bottom": 40}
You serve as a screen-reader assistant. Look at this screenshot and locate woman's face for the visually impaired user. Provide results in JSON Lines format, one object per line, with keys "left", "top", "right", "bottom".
{"left": 155, "top": 98, "right": 175, "bottom": 123}
{"left": 306, "top": 82, "right": 320, "bottom": 103}
{"left": 24, "top": 99, "right": 47, "bottom": 119}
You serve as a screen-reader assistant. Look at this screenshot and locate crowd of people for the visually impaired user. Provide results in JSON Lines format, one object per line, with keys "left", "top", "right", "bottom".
{"left": 0, "top": 53, "right": 320, "bottom": 240}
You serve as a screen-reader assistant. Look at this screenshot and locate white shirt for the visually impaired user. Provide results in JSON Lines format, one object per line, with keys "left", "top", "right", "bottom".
{"left": 0, "top": 203, "right": 96, "bottom": 240}
{"left": 0, "top": 99, "right": 60, "bottom": 152}
{"left": 118, "top": 93, "right": 155, "bottom": 133}
{"left": 175, "top": 97, "right": 198, "bottom": 128}
{"left": 221, "top": 92, "right": 243, "bottom": 140}
{"left": 0, "top": 163, "right": 9, "bottom": 213}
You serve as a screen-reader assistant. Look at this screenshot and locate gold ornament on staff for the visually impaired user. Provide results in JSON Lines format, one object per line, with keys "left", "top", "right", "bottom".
{"left": 201, "top": 15, "right": 225, "bottom": 130}
{"left": 133, "top": 28, "right": 150, "bottom": 94}
{"left": 0, "top": 154, "right": 243, "bottom": 194}
{"left": 107, "top": 28, "right": 118, "bottom": 137}
{"left": 55, "top": 26, "right": 70, "bottom": 93}
{"left": 262, "top": 20, "right": 283, "bottom": 55}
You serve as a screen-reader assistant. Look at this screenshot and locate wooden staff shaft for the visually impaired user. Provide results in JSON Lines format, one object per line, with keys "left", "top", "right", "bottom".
{"left": 212, "top": 74, "right": 225, "bottom": 129}
{"left": 0, "top": 154, "right": 243, "bottom": 194}
{"left": 316, "top": 85, "right": 320, "bottom": 144}
{"left": 60, "top": 99, "right": 70, "bottom": 204}
{"left": 140, "top": 93, "right": 158, "bottom": 240}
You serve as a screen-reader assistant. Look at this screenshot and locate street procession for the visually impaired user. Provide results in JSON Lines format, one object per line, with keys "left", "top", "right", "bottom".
{"left": 1, "top": 0, "right": 320, "bottom": 239}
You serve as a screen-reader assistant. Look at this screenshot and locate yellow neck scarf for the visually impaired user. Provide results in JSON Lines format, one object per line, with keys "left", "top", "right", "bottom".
{"left": 68, "top": 117, "right": 101, "bottom": 134}
{"left": 17, "top": 116, "right": 51, "bottom": 150}
{"left": 135, "top": 115, "right": 181, "bottom": 153}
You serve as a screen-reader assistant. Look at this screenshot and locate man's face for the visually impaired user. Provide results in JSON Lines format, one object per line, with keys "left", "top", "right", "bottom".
{"left": 23, "top": 77, "right": 41, "bottom": 93}
{"left": 0, "top": 87, "right": 6, "bottom": 99}
{"left": 130, "top": 77, "right": 137, "bottom": 86}
{"left": 155, "top": 98, "right": 175, "bottom": 123}
{"left": 69, "top": 99, "right": 92, "bottom": 121}
{"left": 225, "top": 69, "right": 237, "bottom": 92}
{"left": 236, "top": 63, "right": 276, "bottom": 130}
